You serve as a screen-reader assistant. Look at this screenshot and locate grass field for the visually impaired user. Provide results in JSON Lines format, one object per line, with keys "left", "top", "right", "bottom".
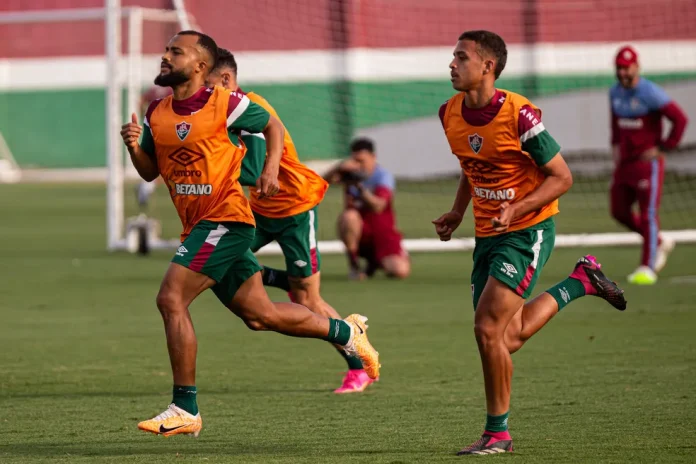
{"left": 1, "top": 183, "right": 696, "bottom": 463}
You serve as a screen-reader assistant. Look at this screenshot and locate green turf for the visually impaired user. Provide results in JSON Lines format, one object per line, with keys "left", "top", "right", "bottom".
{"left": 10, "top": 176, "right": 685, "bottom": 243}
{"left": 1, "top": 183, "right": 695, "bottom": 463}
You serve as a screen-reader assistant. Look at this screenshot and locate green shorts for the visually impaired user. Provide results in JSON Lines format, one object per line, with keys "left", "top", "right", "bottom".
{"left": 251, "top": 206, "right": 321, "bottom": 278}
{"left": 172, "top": 220, "right": 262, "bottom": 306}
{"left": 471, "top": 218, "right": 556, "bottom": 310}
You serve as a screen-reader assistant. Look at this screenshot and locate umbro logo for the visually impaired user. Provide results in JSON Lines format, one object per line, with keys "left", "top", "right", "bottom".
{"left": 294, "top": 260, "right": 307, "bottom": 268}
{"left": 501, "top": 262, "right": 518, "bottom": 278}
{"left": 176, "top": 245, "right": 188, "bottom": 257}
{"left": 559, "top": 287, "right": 570, "bottom": 303}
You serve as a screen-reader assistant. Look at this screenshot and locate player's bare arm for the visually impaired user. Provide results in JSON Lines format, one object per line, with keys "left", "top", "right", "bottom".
{"left": 491, "top": 154, "right": 572, "bottom": 232}
{"left": 256, "top": 115, "right": 285, "bottom": 198}
{"left": 120, "top": 112, "right": 159, "bottom": 182}
{"left": 433, "top": 170, "right": 471, "bottom": 241}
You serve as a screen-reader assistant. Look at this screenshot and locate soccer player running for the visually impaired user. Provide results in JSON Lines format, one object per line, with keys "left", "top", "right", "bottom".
{"left": 120, "top": 31, "right": 380, "bottom": 437}
{"left": 205, "top": 48, "right": 376, "bottom": 394}
{"left": 432, "top": 31, "right": 627, "bottom": 455}
{"left": 610, "top": 45, "right": 688, "bottom": 285}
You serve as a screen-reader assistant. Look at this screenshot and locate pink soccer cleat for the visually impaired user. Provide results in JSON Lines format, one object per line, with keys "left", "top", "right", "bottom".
{"left": 333, "top": 369, "right": 376, "bottom": 394}
{"left": 569, "top": 255, "right": 627, "bottom": 311}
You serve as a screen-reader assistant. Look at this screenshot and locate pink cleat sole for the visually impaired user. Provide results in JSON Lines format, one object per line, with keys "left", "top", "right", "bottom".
{"left": 333, "top": 369, "right": 377, "bottom": 394}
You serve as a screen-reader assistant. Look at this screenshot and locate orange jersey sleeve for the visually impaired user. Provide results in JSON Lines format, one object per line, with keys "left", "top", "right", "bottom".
{"left": 245, "top": 92, "right": 328, "bottom": 218}
{"left": 148, "top": 87, "right": 254, "bottom": 240}
{"left": 442, "top": 90, "right": 559, "bottom": 237}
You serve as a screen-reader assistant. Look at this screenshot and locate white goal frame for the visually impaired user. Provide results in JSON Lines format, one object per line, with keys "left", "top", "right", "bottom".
{"left": 1, "top": 5, "right": 695, "bottom": 255}
{"left": 0, "top": 3, "right": 191, "bottom": 251}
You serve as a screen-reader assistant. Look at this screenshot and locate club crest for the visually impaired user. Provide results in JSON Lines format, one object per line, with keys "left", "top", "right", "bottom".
{"left": 175, "top": 121, "right": 192, "bottom": 141}
{"left": 468, "top": 133, "right": 483, "bottom": 154}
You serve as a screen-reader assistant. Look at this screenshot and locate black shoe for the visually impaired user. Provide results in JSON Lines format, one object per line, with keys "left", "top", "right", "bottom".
{"left": 571, "top": 255, "right": 627, "bottom": 311}
{"left": 457, "top": 434, "right": 513, "bottom": 456}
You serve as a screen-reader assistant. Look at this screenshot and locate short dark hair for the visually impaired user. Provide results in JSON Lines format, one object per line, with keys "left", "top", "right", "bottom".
{"left": 177, "top": 30, "right": 218, "bottom": 71}
{"left": 458, "top": 30, "right": 507, "bottom": 79}
{"left": 350, "top": 137, "right": 375, "bottom": 154}
{"left": 215, "top": 48, "right": 238, "bottom": 74}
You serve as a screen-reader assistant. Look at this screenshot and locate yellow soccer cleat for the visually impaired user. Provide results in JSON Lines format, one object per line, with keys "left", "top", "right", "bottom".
{"left": 627, "top": 266, "right": 657, "bottom": 285}
{"left": 343, "top": 314, "right": 381, "bottom": 380}
{"left": 137, "top": 404, "right": 202, "bottom": 437}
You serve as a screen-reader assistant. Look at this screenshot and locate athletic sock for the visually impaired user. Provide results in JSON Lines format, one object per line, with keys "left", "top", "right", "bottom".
{"left": 343, "top": 352, "right": 364, "bottom": 370}
{"left": 484, "top": 411, "right": 509, "bottom": 434}
{"left": 261, "top": 266, "right": 291, "bottom": 292}
{"left": 546, "top": 277, "right": 587, "bottom": 311}
{"left": 172, "top": 385, "right": 198, "bottom": 416}
{"left": 323, "top": 318, "right": 352, "bottom": 346}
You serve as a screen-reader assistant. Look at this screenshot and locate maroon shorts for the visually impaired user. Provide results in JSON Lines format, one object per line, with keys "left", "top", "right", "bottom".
{"left": 358, "top": 220, "right": 406, "bottom": 267}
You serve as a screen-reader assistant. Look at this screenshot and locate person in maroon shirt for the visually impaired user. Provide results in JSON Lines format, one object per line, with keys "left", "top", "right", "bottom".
{"left": 325, "top": 138, "right": 410, "bottom": 280}
{"left": 609, "top": 45, "right": 689, "bottom": 284}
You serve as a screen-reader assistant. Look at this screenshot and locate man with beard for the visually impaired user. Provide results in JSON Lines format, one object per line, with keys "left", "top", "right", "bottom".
{"left": 120, "top": 31, "right": 381, "bottom": 437}
{"left": 609, "top": 45, "right": 688, "bottom": 285}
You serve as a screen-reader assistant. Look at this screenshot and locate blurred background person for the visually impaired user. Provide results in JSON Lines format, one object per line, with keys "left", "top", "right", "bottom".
{"left": 325, "top": 138, "right": 410, "bottom": 280}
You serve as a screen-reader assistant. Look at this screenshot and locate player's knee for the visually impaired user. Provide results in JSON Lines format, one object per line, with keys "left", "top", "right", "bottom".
{"left": 473, "top": 321, "right": 503, "bottom": 350}
{"left": 243, "top": 318, "right": 268, "bottom": 331}
{"left": 155, "top": 290, "right": 181, "bottom": 318}
{"left": 242, "top": 309, "right": 275, "bottom": 332}
{"left": 383, "top": 257, "right": 411, "bottom": 279}
{"left": 339, "top": 209, "right": 362, "bottom": 231}
{"left": 388, "top": 262, "right": 411, "bottom": 279}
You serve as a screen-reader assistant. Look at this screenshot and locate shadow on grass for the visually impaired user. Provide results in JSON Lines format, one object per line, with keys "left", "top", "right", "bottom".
{"left": 6, "top": 387, "right": 331, "bottom": 400}
{"left": 0, "top": 441, "right": 408, "bottom": 459}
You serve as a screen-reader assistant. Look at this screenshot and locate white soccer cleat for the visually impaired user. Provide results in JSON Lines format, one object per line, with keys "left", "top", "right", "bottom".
{"left": 137, "top": 403, "right": 202, "bottom": 437}
{"left": 654, "top": 235, "right": 675, "bottom": 273}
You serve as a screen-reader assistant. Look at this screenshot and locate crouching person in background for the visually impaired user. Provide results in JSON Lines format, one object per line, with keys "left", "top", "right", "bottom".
{"left": 325, "top": 138, "right": 410, "bottom": 280}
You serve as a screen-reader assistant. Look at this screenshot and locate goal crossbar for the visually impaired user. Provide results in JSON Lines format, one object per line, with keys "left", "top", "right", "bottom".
{"left": 0, "top": 7, "right": 179, "bottom": 25}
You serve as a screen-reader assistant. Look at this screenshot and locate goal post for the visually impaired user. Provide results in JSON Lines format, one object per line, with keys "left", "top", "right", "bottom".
{"left": 2, "top": 1, "right": 695, "bottom": 256}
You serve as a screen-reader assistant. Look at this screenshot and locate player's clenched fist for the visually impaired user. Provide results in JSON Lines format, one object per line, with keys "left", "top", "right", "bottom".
{"left": 120, "top": 113, "right": 142, "bottom": 151}
{"left": 491, "top": 201, "right": 517, "bottom": 233}
{"left": 432, "top": 210, "right": 463, "bottom": 242}
{"left": 256, "top": 169, "right": 280, "bottom": 199}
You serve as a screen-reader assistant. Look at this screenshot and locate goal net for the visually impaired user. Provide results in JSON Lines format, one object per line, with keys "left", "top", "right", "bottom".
{"left": 0, "top": 3, "right": 189, "bottom": 251}
{"left": 1, "top": 1, "right": 694, "bottom": 254}
{"left": 224, "top": 0, "right": 696, "bottom": 254}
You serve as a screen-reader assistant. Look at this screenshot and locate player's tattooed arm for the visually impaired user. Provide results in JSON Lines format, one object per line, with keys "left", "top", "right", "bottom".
{"left": 121, "top": 113, "right": 159, "bottom": 182}
{"left": 433, "top": 169, "right": 470, "bottom": 241}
